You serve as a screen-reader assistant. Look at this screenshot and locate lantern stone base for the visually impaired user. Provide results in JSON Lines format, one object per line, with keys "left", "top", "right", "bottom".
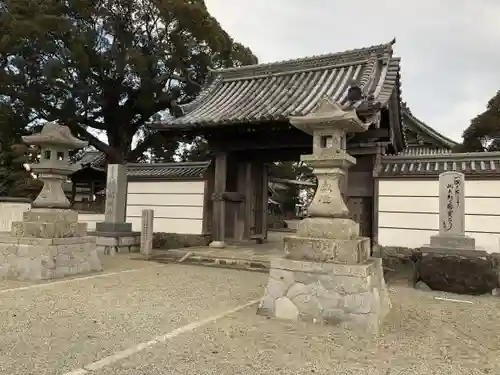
{"left": 257, "top": 257, "right": 391, "bottom": 334}
{"left": 0, "top": 235, "right": 102, "bottom": 280}
{"left": 0, "top": 208, "right": 102, "bottom": 280}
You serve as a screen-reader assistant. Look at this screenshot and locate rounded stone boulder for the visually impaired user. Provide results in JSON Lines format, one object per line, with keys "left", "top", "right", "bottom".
{"left": 417, "top": 254, "right": 498, "bottom": 295}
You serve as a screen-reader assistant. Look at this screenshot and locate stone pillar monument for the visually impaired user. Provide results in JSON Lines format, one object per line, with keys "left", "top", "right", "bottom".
{"left": 94, "top": 164, "right": 140, "bottom": 255}
{"left": 417, "top": 171, "right": 498, "bottom": 295}
{"left": 257, "top": 98, "right": 390, "bottom": 333}
{"left": 0, "top": 122, "right": 102, "bottom": 280}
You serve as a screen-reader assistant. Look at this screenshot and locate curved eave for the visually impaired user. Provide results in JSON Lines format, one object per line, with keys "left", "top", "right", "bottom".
{"left": 155, "top": 56, "right": 401, "bottom": 131}
{"left": 402, "top": 109, "right": 458, "bottom": 149}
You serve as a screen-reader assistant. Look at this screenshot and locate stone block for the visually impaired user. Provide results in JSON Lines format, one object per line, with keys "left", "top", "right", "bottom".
{"left": 119, "top": 235, "right": 140, "bottom": 246}
{"left": 258, "top": 257, "right": 390, "bottom": 334}
{"left": 95, "top": 236, "right": 119, "bottom": 247}
{"left": 271, "top": 257, "right": 376, "bottom": 277}
{"left": 95, "top": 222, "right": 132, "bottom": 233}
{"left": 11, "top": 221, "right": 86, "bottom": 238}
{"left": 296, "top": 217, "right": 359, "bottom": 240}
{"left": 23, "top": 209, "right": 78, "bottom": 223}
{"left": 429, "top": 234, "right": 476, "bottom": 251}
{"left": 284, "top": 235, "right": 370, "bottom": 264}
{"left": 0, "top": 235, "right": 102, "bottom": 280}
{"left": 93, "top": 233, "right": 140, "bottom": 256}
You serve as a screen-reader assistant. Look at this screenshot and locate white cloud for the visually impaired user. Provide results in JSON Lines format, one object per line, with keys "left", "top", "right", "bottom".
{"left": 206, "top": 0, "right": 500, "bottom": 143}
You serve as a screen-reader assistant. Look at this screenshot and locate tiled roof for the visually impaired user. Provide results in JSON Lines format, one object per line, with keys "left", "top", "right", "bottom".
{"left": 376, "top": 151, "right": 500, "bottom": 178}
{"left": 397, "top": 147, "right": 452, "bottom": 156}
{"left": 73, "top": 150, "right": 107, "bottom": 169}
{"left": 401, "top": 103, "right": 458, "bottom": 149}
{"left": 127, "top": 161, "right": 211, "bottom": 180}
{"left": 156, "top": 39, "right": 401, "bottom": 129}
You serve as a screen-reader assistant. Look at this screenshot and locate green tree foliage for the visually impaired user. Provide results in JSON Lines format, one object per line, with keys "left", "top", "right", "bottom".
{"left": 267, "top": 161, "right": 314, "bottom": 217}
{"left": 456, "top": 90, "right": 500, "bottom": 152}
{"left": 0, "top": 0, "right": 257, "bottom": 164}
{"left": 0, "top": 143, "right": 42, "bottom": 198}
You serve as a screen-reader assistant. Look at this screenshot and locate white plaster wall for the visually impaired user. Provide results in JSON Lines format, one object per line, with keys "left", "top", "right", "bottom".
{"left": 126, "top": 180, "right": 205, "bottom": 235}
{"left": 78, "top": 213, "right": 104, "bottom": 231}
{"left": 0, "top": 202, "right": 30, "bottom": 232}
{"left": 377, "top": 179, "right": 500, "bottom": 253}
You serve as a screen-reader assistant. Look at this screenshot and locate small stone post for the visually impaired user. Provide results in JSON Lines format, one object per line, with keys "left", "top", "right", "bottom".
{"left": 140, "top": 209, "right": 154, "bottom": 256}
{"left": 257, "top": 96, "right": 391, "bottom": 334}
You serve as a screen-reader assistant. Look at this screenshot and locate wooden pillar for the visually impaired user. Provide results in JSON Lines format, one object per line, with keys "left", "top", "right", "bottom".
{"left": 244, "top": 162, "right": 256, "bottom": 238}
{"left": 210, "top": 152, "right": 227, "bottom": 248}
{"left": 260, "top": 163, "right": 269, "bottom": 240}
{"left": 202, "top": 165, "right": 215, "bottom": 235}
{"left": 251, "top": 161, "right": 268, "bottom": 243}
{"left": 90, "top": 180, "right": 95, "bottom": 202}
{"left": 234, "top": 162, "right": 247, "bottom": 241}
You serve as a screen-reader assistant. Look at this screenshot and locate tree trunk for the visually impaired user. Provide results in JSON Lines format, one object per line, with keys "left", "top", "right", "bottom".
{"left": 107, "top": 131, "right": 130, "bottom": 165}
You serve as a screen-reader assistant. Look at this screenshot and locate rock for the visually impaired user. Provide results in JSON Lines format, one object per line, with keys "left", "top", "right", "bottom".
{"left": 418, "top": 254, "right": 497, "bottom": 295}
{"left": 274, "top": 297, "right": 299, "bottom": 320}
{"left": 414, "top": 280, "right": 431, "bottom": 291}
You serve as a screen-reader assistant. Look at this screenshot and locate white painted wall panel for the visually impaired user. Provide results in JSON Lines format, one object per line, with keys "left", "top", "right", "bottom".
{"left": 126, "top": 205, "right": 204, "bottom": 219}
{"left": 126, "top": 180, "right": 205, "bottom": 235}
{"left": 78, "top": 213, "right": 104, "bottom": 231}
{"left": 127, "top": 217, "right": 203, "bottom": 234}
{"left": 0, "top": 202, "right": 30, "bottom": 232}
{"left": 377, "top": 179, "right": 500, "bottom": 253}
{"left": 127, "top": 181, "right": 205, "bottom": 194}
{"left": 126, "top": 193, "right": 204, "bottom": 207}
{"left": 78, "top": 180, "right": 206, "bottom": 235}
{"left": 378, "top": 180, "right": 437, "bottom": 197}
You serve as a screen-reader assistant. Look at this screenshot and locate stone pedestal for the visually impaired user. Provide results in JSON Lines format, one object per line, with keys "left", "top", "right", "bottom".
{"left": 0, "top": 209, "right": 102, "bottom": 280}
{"left": 258, "top": 258, "right": 390, "bottom": 334}
{"left": 0, "top": 122, "right": 102, "bottom": 280}
{"left": 257, "top": 96, "right": 391, "bottom": 334}
{"left": 416, "top": 171, "right": 498, "bottom": 295}
{"left": 95, "top": 163, "right": 138, "bottom": 255}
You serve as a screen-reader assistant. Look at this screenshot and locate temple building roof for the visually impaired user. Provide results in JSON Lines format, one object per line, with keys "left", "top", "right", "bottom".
{"left": 155, "top": 39, "right": 401, "bottom": 130}
{"left": 401, "top": 102, "right": 458, "bottom": 152}
{"left": 127, "top": 161, "right": 210, "bottom": 181}
{"left": 376, "top": 151, "right": 500, "bottom": 178}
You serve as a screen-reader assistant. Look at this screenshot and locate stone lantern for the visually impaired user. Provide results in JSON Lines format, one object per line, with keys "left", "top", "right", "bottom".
{"left": 257, "top": 97, "right": 390, "bottom": 334}
{"left": 23, "top": 122, "right": 87, "bottom": 209}
{"left": 0, "top": 121, "right": 102, "bottom": 280}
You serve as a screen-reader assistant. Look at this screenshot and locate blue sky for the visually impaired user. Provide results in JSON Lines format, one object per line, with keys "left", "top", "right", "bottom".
{"left": 205, "top": 0, "right": 500, "bottom": 142}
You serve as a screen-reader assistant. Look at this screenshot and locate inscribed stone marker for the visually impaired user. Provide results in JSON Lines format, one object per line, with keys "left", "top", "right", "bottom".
{"left": 438, "top": 171, "right": 465, "bottom": 236}
{"left": 104, "top": 164, "right": 127, "bottom": 223}
{"left": 140, "top": 209, "right": 154, "bottom": 256}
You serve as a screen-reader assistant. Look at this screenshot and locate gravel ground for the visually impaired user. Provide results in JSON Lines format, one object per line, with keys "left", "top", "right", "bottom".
{"left": 0, "top": 258, "right": 267, "bottom": 375}
{"left": 89, "top": 283, "right": 500, "bottom": 375}
{"left": 1, "top": 258, "right": 500, "bottom": 374}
